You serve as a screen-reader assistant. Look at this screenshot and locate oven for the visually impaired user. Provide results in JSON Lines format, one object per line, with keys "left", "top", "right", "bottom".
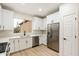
{"left": 0, "top": 42, "right": 10, "bottom": 56}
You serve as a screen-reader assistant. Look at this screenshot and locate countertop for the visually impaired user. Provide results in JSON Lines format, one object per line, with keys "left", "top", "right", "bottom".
{"left": 0, "top": 33, "right": 47, "bottom": 41}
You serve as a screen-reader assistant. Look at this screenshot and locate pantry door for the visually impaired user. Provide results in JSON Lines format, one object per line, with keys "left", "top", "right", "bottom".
{"left": 63, "top": 14, "right": 78, "bottom": 56}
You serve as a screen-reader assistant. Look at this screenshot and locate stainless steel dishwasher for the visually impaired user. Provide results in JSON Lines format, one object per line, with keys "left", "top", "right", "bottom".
{"left": 32, "top": 36, "right": 39, "bottom": 47}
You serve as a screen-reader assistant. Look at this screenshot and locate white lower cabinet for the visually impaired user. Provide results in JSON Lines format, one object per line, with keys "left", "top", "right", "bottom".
{"left": 2, "top": 9, "right": 14, "bottom": 30}
{"left": 10, "top": 37, "right": 32, "bottom": 53}
{"left": 27, "top": 38, "right": 32, "bottom": 48}
{"left": 9, "top": 39, "right": 15, "bottom": 53}
{"left": 39, "top": 35, "right": 47, "bottom": 45}
{"left": 19, "top": 38, "right": 28, "bottom": 50}
{"left": 39, "top": 36, "right": 42, "bottom": 44}
{"left": 42, "top": 36, "right": 47, "bottom": 45}
{"left": 10, "top": 39, "right": 20, "bottom": 53}
{"left": 14, "top": 39, "right": 20, "bottom": 52}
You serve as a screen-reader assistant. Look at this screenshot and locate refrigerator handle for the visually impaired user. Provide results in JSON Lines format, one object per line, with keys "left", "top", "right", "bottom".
{"left": 47, "top": 32, "right": 52, "bottom": 38}
{"left": 50, "top": 33, "right": 52, "bottom": 38}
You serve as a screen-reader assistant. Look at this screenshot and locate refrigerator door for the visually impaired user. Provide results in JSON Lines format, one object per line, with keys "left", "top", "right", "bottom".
{"left": 47, "top": 32, "right": 52, "bottom": 49}
{"left": 51, "top": 23, "right": 59, "bottom": 52}
{"left": 47, "top": 24, "right": 53, "bottom": 49}
{"left": 47, "top": 24, "right": 52, "bottom": 48}
{"left": 47, "top": 23, "right": 59, "bottom": 52}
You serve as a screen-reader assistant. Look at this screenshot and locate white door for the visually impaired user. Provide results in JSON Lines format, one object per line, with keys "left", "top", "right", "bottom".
{"left": 9, "top": 39, "right": 15, "bottom": 53}
{"left": 63, "top": 14, "right": 78, "bottom": 56}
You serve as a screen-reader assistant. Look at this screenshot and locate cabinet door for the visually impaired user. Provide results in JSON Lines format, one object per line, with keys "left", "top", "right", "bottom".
{"left": 32, "top": 20, "right": 39, "bottom": 30}
{"left": 19, "top": 38, "right": 27, "bottom": 50}
{"left": 32, "top": 17, "right": 43, "bottom": 30}
{"left": 27, "top": 38, "right": 32, "bottom": 48}
{"left": 2, "top": 9, "right": 14, "bottom": 30}
{"left": 32, "top": 20, "right": 36, "bottom": 30}
{"left": 39, "top": 36, "right": 43, "bottom": 44}
{"left": 63, "top": 14, "right": 78, "bottom": 56}
{"left": 39, "top": 18, "right": 47, "bottom": 30}
{"left": 39, "top": 36, "right": 47, "bottom": 45}
{"left": 14, "top": 39, "right": 20, "bottom": 52}
{"left": 39, "top": 19, "right": 42, "bottom": 30}
{"left": 43, "top": 19, "right": 47, "bottom": 30}
{"left": 42, "top": 36, "right": 47, "bottom": 45}
{"left": 0, "top": 8, "right": 2, "bottom": 30}
{"left": 9, "top": 39, "right": 15, "bottom": 53}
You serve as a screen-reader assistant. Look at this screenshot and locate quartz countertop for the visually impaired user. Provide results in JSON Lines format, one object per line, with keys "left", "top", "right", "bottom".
{"left": 30, "top": 34, "right": 40, "bottom": 37}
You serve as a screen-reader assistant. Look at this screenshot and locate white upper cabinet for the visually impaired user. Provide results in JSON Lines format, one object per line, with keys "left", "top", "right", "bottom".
{"left": 2, "top": 9, "right": 14, "bottom": 30}
{"left": 0, "top": 7, "right": 14, "bottom": 30}
{"left": 32, "top": 18, "right": 40, "bottom": 30}
{"left": 32, "top": 17, "right": 47, "bottom": 30}
{"left": 42, "top": 18, "right": 47, "bottom": 30}
{"left": 0, "top": 5, "right": 3, "bottom": 30}
{"left": 39, "top": 35, "right": 47, "bottom": 45}
{"left": 47, "top": 12, "right": 59, "bottom": 24}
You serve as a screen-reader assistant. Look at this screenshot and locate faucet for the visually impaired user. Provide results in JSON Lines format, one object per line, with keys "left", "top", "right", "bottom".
{"left": 24, "top": 31, "right": 26, "bottom": 36}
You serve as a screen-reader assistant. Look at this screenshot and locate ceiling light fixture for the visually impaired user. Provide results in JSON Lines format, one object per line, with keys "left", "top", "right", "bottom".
{"left": 38, "top": 8, "right": 42, "bottom": 12}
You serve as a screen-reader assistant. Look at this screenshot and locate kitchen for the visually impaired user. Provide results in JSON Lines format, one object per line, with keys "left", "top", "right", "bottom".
{"left": 0, "top": 3, "right": 79, "bottom": 56}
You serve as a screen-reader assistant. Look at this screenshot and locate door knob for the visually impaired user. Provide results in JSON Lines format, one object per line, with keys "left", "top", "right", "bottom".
{"left": 64, "top": 38, "right": 66, "bottom": 40}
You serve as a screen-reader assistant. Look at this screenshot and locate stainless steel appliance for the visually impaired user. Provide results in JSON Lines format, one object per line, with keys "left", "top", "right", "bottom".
{"left": 32, "top": 36, "right": 39, "bottom": 47}
{"left": 0, "top": 42, "right": 10, "bottom": 56}
{"left": 47, "top": 23, "right": 59, "bottom": 52}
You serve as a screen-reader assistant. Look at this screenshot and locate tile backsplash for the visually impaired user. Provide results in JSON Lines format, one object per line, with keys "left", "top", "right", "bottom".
{"left": 32, "top": 30, "right": 47, "bottom": 35}
{"left": 0, "top": 30, "right": 23, "bottom": 37}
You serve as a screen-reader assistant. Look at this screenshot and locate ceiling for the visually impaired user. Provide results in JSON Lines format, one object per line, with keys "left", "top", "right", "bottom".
{"left": 1, "top": 3, "right": 61, "bottom": 17}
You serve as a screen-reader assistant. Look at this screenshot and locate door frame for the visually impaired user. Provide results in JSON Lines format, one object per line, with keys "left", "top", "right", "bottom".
{"left": 59, "top": 12, "right": 79, "bottom": 56}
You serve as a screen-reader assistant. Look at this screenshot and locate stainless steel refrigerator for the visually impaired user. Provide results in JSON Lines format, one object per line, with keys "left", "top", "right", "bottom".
{"left": 47, "top": 23, "right": 59, "bottom": 52}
